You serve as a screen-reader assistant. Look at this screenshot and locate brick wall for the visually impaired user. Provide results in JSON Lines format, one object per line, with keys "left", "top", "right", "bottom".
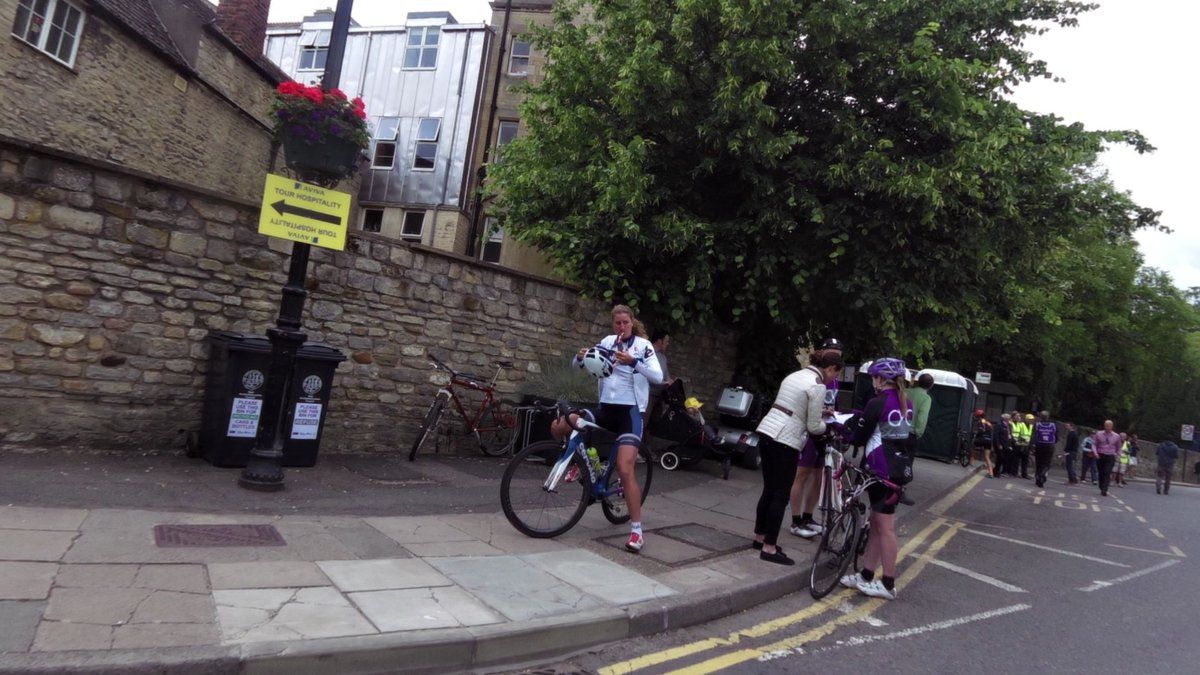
{"left": 0, "top": 144, "right": 737, "bottom": 453}
{"left": 215, "top": 0, "right": 271, "bottom": 59}
{"left": 0, "top": 0, "right": 276, "bottom": 205}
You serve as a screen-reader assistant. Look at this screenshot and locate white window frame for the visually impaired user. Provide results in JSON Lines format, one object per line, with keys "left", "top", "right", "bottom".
{"left": 371, "top": 117, "right": 400, "bottom": 170}
{"left": 481, "top": 218, "right": 504, "bottom": 263}
{"left": 412, "top": 117, "right": 441, "bottom": 172}
{"left": 497, "top": 120, "right": 519, "bottom": 148}
{"left": 298, "top": 45, "right": 328, "bottom": 71}
{"left": 361, "top": 208, "right": 384, "bottom": 233}
{"left": 403, "top": 26, "right": 439, "bottom": 70}
{"left": 400, "top": 211, "right": 425, "bottom": 242}
{"left": 12, "top": 0, "right": 86, "bottom": 68}
{"left": 508, "top": 37, "right": 531, "bottom": 76}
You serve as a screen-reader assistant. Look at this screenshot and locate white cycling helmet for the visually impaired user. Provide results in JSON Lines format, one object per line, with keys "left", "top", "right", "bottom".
{"left": 581, "top": 347, "right": 614, "bottom": 378}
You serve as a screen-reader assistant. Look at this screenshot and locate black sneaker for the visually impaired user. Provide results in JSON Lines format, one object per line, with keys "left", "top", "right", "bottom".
{"left": 760, "top": 549, "right": 794, "bottom": 566}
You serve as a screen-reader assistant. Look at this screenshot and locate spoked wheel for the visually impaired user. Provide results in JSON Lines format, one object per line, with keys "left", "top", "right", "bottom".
{"left": 408, "top": 397, "right": 446, "bottom": 462}
{"left": 959, "top": 444, "right": 972, "bottom": 467}
{"left": 602, "top": 447, "right": 654, "bottom": 524}
{"left": 477, "top": 402, "right": 516, "bottom": 457}
{"left": 809, "top": 506, "right": 860, "bottom": 600}
{"left": 501, "top": 441, "right": 589, "bottom": 538}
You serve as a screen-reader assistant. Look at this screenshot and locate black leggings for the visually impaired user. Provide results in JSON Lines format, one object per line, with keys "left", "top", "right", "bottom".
{"left": 754, "top": 436, "right": 799, "bottom": 546}
{"left": 1097, "top": 454, "right": 1116, "bottom": 493}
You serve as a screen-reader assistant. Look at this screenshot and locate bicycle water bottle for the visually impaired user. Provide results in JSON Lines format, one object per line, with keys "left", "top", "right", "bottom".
{"left": 585, "top": 447, "right": 604, "bottom": 476}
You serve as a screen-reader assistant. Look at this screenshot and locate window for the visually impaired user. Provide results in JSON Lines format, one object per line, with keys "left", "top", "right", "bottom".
{"left": 413, "top": 117, "right": 441, "bottom": 171}
{"left": 508, "top": 37, "right": 530, "bottom": 76}
{"left": 361, "top": 208, "right": 383, "bottom": 233}
{"left": 482, "top": 221, "right": 504, "bottom": 263}
{"left": 12, "top": 0, "right": 85, "bottom": 67}
{"left": 401, "top": 211, "right": 425, "bottom": 242}
{"left": 297, "top": 29, "right": 330, "bottom": 70}
{"left": 372, "top": 117, "right": 399, "bottom": 169}
{"left": 497, "top": 121, "right": 519, "bottom": 147}
{"left": 403, "top": 26, "right": 439, "bottom": 69}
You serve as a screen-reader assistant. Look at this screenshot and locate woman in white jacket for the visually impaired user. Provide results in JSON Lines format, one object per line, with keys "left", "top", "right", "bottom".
{"left": 751, "top": 351, "right": 844, "bottom": 565}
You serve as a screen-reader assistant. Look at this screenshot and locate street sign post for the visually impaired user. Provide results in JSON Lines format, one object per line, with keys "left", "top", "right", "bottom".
{"left": 1181, "top": 424, "right": 1194, "bottom": 442}
{"left": 975, "top": 372, "right": 992, "bottom": 384}
{"left": 258, "top": 174, "right": 350, "bottom": 251}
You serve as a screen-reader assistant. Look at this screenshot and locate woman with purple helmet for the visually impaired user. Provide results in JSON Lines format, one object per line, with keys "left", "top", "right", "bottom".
{"left": 838, "top": 357, "right": 913, "bottom": 601}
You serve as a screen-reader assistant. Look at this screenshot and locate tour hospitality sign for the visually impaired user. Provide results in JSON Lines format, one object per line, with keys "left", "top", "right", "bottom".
{"left": 258, "top": 174, "right": 350, "bottom": 251}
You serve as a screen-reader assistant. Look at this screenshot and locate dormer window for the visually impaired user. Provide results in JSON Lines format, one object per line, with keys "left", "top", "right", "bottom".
{"left": 403, "top": 26, "right": 439, "bottom": 69}
{"left": 297, "top": 29, "right": 330, "bottom": 70}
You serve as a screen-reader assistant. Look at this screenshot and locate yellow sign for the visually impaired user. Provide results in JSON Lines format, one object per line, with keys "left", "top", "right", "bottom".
{"left": 257, "top": 173, "right": 350, "bottom": 251}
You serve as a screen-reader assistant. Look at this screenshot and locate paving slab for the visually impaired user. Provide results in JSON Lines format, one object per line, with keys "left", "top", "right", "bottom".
{"left": 0, "top": 506, "right": 88, "bottom": 531}
{"left": 597, "top": 533, "right": 709, "bottom": 565}
{"left": 430, "top": 555, "right": 606, "bottom": 621}
{"left": 313, "top": 517, "right": 411, "bottom": 559}
{"left": 522, "top": 549, "right": 677, "bottom": 605}
{"left": 0, "top": 600, "right": 46, "bottom": 652}
{"left": 208, "top": 561, "right": 330, "bottom": 590}
{"left": 54, "top": 563, "right": 139, "bottom": 588}
{"left": 0, "top": 529, "right": 76, "bottom": 562}
{"left": 362, "top": 516, "right": 478, "bottom": 544}
{"left": 403, "top": 540, "right": 505, "bottom": 557}
{"left": 214, "top": 587, "right": 377, "bottom": 644}
{"left": 32, "top": 621, "right": 113, "bottom": 652}
{"left": 133, "top": 564, "right": 210, "bottom": 593}
{"left": 349, "top": 587, "right": 505, "bottom": 632}
{"left": 130, "top": 590, "right": 217, "bottom": 623}
{"left": 43, "top": 586, "right": 151, "bottom": 624}
{"left": 653, "top": 565, "right": 741, "bottom": 593}
{"left": 316, "top": 558, "right": 453, "bottom": 592}
{"left": 111, "top": 622, "right": 221, "bottom": 650}
{"left": 0, "top": 561, "right": 57, "bottom": 600}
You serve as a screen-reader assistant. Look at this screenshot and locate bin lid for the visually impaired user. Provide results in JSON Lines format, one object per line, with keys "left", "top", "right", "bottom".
{"left": 206, "top": 330, "right": 272, "bottom": 353}
{"left": 298, "top": 343, "right": 348, "bottom": 363}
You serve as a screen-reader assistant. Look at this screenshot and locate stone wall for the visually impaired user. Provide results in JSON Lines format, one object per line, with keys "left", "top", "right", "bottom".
{"left": 0, "top": 0, "right": 277, "bottom": 205}
{"left": 0, "top": 143, "right": 738, "bottom": 454}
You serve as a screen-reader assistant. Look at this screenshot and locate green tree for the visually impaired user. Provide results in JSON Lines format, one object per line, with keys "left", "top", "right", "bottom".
{"left": 491, "top": 0, "right": 1156, "bottom": 387}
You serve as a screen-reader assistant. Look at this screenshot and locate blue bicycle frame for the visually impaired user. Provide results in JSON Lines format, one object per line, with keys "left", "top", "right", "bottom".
{"left": 543, "top": 416, "right": 624, "bottom": 501}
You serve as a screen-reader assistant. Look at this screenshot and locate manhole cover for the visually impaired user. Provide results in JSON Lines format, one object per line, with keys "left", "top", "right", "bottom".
{"left": 655, "top": 523, "right": 746, "bottom": 553}
{"left": 153, "top": 524, "right": 286, "bottom": 548}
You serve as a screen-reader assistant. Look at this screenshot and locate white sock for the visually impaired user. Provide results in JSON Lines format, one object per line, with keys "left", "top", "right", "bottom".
{"left": 631, "top": 522, "right": 642, "bottom": 535}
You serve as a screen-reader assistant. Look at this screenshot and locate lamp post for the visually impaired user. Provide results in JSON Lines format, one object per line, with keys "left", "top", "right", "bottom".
{"left": 239, "top": 0, "right": 356, "bottom": 491}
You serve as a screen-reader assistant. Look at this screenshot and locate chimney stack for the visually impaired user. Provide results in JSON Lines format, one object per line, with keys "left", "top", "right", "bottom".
{"left": 215, "top": 0, "right": 271, "bottom": 56}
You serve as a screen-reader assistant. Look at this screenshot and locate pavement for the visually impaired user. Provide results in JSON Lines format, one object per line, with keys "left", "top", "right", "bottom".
{"left": 0, "top": 449, "right": 980, "bottom": 674}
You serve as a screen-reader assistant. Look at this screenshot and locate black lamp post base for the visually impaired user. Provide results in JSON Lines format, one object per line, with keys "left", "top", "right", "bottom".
{"left": 238, "top": 460, "right": 287, "bottom": 491}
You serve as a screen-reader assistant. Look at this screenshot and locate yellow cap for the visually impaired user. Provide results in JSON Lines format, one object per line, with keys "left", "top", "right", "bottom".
{"left": 684, "top": 397, "right": 703, "bottom": 409}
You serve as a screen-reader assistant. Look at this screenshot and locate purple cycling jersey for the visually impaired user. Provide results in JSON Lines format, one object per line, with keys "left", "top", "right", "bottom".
{"left": 1034, "top": 422, "right": 1057, "bottom": 445}
{"left": 850, "top": 388, "right": 912, "bottom": 479}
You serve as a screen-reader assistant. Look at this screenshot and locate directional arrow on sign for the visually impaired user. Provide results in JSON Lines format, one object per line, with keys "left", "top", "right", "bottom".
{"left": 271, "top": 200, "right": 342, "bottom": 226}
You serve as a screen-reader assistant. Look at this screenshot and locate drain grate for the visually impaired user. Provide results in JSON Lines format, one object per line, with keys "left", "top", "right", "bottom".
{"left": 153, "top": 524, "right": 286, "bottom": 548}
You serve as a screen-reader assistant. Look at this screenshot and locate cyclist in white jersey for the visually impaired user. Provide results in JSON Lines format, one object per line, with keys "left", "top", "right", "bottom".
{"left": 551, "top": 305, "right": 663, "bottom": 552}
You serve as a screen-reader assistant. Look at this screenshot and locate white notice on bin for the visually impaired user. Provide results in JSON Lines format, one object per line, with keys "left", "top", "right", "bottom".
{"left": 290, "top": 402, "right": 322, "bottom": 440}
{"left": 227, "top": 397, "right": 262, "bottom": 438}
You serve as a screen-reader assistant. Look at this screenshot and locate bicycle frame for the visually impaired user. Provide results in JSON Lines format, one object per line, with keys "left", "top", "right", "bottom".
{"left": 431, "top": 359, "right": 507, "bottom": 435}
{"left": 543, "top": 419, "right": 622, "bottom": 502}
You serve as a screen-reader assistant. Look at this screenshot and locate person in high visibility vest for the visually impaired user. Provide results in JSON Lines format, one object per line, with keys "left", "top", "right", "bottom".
{"left": 1009, "top": 411, "right": 1033, "bottom": 478}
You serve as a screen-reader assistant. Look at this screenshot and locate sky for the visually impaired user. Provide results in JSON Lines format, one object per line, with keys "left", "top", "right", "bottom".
{"left": 262, "top": 0, "right": 1199, "bottom": 288}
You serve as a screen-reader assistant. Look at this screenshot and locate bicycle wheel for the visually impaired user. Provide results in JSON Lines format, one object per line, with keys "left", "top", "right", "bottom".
{"left": 809, "top": 506, "right": 860, "bottom": 600}
{"left": 602, "top": 446, "right": 654, "bottom": 524}
{"left": 501, "top": 441, "right": 590, "bottom": 538}
{"left": 476, "top": 402, "right": 516, "bottom": 457}
{"left": 958, "top": 440, "right": 972, "bottom": 467}
{"left": 408, "top": 396, "right": 446, "bottom": 462}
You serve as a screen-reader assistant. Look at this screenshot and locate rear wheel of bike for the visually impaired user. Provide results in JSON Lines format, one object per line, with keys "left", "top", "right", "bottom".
{"left": 501, "top": 441, "right": 589, "bottom": 538}
{"left": 408, "top": 396, "right": 445, "bottom": 462}
{"left": 602, "top": 446, "right": 654, "bottom": 524}
{"left": 959, "top": 440, "right": 972, "bottom": 467}
{"left": 477, "top": 402, "right": 516, "bottom": 457}
{"left": 809, "top": 505, "right": 860, "bottom": 600}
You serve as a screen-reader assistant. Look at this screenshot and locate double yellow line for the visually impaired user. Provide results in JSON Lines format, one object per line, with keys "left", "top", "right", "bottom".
{"left": 600, "top": 473, "right": 984, "bottom": 675}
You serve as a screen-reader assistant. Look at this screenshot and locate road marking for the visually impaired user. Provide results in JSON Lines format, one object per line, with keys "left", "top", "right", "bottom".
{"left": 1150, "top": 528, "right": 1166, "bottom": 539}
{"left": 1104, "top": 543, "right": 1187, "bottom": 558}
{"left": 766, "top": 603, "right": 1033, "bottom": 658}
{"left": 961, "top": 528, "right": 1130, "bottom": 568}
{"left": 665, "top": 524, "right": 964, "bottom": 675}
{"left": 1078, "top": 559, "right": 1181, "bottom": 592}
{"left": 1136, "top": 515, "right": 1148, "bottom": 523}
{"left": 1124, "top": 505, "right": 1136, "bottom": 512}
{"left": 908, "top": 554, "right": 1027, "bottom": 593}
{"left": 927, "top": 472, "right": 986, "bottom": 516}
{"left": 837, "top": 601, "right": 887, "bottom": 626}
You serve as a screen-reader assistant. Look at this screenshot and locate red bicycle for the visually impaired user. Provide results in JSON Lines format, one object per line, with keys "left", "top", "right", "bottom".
{"left": 408, "top": 354, "right": 517, "bottom": 461}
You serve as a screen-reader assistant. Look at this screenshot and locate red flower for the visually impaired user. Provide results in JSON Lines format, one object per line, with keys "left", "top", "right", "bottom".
{"left": 277, "top": 80, "right": 304, "bottom": 96}
{"left": 352, "top": 96, "right": 365, "bottom": 110}
{"left": 355, "top": 108, "right": 367, "bottom": 120}
{"left": 329, "top": 88, "right": 348, "bottom": 100}
{"left": 302, "top": 86, "right": 324, "bottom": 104}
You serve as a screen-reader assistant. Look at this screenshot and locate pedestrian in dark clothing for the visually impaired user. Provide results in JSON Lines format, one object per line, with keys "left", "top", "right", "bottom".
{"left": 1093, "top": 420, "right": 1122, "bottom": 496}
{"left": 1080, "top": 434, "right": 1098, "bottom": 484}
{"left": 1063, "top": 423, "right": 1080, "bottom": 484}
{"left": 994, "top": 414, "right": 1013, "bottom": 476}
{"left": 1032, "top": 411, "right": 1057, "bottom": 488}
{"left": 1156, "top": 441, "right": 1180, "bottom": 495}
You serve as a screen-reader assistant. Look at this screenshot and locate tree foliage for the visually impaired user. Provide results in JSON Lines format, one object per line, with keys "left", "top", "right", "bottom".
{"left": 489, "top": 0, "right": 1191, "bottom": 434}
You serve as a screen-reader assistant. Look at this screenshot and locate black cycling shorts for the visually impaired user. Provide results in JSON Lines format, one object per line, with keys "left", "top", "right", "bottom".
{"left": 867, "top": 482, "right": 898, "bottom": 515}
{"left": 582, "top": 404, "right": 644, "bottom": 449}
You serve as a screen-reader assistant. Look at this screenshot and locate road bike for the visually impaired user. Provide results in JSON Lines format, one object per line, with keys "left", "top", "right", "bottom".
{"left": 953, "top": 429, "right": 973, "bottom": 467}
{"left": 500, "top": 402, "right": 653, "bottom": 538}
{"left": 814, "top": 430, "right": 853, "bottom": 535}
{"left": 809, "top": 459, "right": 901, "bottom": 599}
{"left": 408, "top": 353, "right": 516, "bottom": 461}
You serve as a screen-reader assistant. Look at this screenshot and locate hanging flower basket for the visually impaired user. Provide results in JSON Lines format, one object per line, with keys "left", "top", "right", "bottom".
{"left": 271, "top": 81, "right": 369, "bottom": 182}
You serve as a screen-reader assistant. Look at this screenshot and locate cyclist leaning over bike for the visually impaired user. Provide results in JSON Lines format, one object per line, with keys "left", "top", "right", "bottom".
{"left": 551, "top": 304, "right": 662, "bottom": 553}
{"left": 839, "top": 357, "right": 914, "bottom": 600}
